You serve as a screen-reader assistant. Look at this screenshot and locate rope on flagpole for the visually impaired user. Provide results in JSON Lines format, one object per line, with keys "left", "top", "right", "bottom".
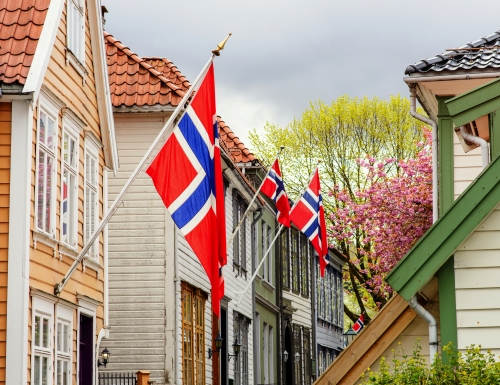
{"left": 226, "top": 146, "right": 284, "bottom": 248}
{"left": 54, "top": 34, "right": 233, "bottom": 296}
{"left": 234, "top": 160, "right": 322, "bottom": 304}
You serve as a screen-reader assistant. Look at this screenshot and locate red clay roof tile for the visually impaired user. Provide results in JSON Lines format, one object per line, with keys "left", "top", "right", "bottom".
{"left": 217, "top": 116, "right": 255, "bottom": 164}
{"left": 0, "top": 0, "right": 49, "bottom": 85}
{"left": 105, "top": 32, "right": 190, "bottom": 108}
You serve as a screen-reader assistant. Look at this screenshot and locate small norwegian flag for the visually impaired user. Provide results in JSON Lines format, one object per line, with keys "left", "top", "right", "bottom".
{"left": 260, "top": 158, "right": 291, "bottom": 227}
{"left": 352, "top": 313, "right": 365, "bottom": 333}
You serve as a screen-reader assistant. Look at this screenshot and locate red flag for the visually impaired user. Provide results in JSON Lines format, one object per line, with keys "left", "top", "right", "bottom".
{"left": 146, "top": 64, "right": 226, "bottom": 316}
{"left": 260, "top": 158, "right": 291, "bottom": 227}
{"left": 352, "top": 313, "right": 365, "bottom": 333}
{"left": 290, "top": 168, "right": 329, "bottom": 276}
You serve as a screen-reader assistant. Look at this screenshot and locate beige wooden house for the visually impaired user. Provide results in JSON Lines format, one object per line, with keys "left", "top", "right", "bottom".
{"left": 0, "top": 0, "right": 117, "bottom": 384}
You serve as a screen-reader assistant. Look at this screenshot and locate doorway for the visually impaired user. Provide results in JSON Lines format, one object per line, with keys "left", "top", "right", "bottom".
{"left": 221, "top": 307, "right": 228, "bottom": 385}
{"left": 79, "top": 313, "right": 94, "bottom": 385}
{"left": 284, "top": 324, "right": 293, "bottom": 385}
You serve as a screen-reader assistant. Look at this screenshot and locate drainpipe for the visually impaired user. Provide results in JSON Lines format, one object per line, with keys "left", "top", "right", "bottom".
{"left": 459, "top": 126, "right": 489, "bottom": 169}
{"left": 409, "top": 85, "right": 438, "bottom": 223}
{"left": 174, "top": 225, "right": 181, "bottom": 385}
{"left": 409, "top": 296, "right": 438, "bottom": 364}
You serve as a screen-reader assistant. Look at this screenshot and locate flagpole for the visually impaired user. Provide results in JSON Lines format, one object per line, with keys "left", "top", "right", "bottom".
{"left": 227, "top": 146, "right": 284, "bottom": 248}
{"left": 55, "top": 34, "right": 233, "bottom": 296}
{"left": 234, "top": 162, "right": 320, "bottom": 304}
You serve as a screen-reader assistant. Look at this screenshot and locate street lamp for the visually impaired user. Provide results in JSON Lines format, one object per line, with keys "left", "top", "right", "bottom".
{"left": 343, "top": 327, "right": 357, "bottom": 347}
{"left": 283, "top": 350, "right": 289, "bottom": 363}
{"left": 294, "top": 352, "right": 300, "bottom": 363}
{"left": 228, "top": 338, "right": 241, "bottom": 361}
{"left": 208, "top": 333, "right": 224, "bottom": 359}
{"left": 97, "top": 347, "right": 111, "bottom": 367}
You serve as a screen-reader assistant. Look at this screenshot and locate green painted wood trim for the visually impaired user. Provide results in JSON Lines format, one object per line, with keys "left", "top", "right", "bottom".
{"left": 450, "top": 97, "right": 500, "bottom": 127}
{"left": 385, "top": 154, "right": 500, "bottom": 299}
{"left": 438, "top": 257, "right": 458, "bottom": 362}
{"left": 437, "top": 97, "right": 455, "bottom": 215}
{"left": 446, "top": 78, "right": 500, "bottom": 116}
{"left": 490, "top": 109, "right": 500, "bottom": 159}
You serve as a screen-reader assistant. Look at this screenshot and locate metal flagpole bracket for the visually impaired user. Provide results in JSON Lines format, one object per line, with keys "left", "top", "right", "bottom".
{"left": 212, "top": 33, "right": 232, "bottom": 56}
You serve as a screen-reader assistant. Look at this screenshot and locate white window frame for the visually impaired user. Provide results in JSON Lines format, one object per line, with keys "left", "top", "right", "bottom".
{"left": 55, "top": 305, "right": 73, "bottom": 385}
{"left": 263, "top": 323, "right": 268, "bottom": 383}
{"left": 268, "top": 325, "right": 274, "bottom": 384}
{"left": 84, "top": 142, "right": 99, "bottom": 261}
{"left": 60, "top": 118, "right": 81, "bottom": 249}
{"left": 266, "top": 224, "right": 272, "bottom": 285}
{"left": 66, "top": 0, "right": 85, "bottom": 64}
{"left": 35, "top": 97, "right": 59, "bottom": 237}
{"left": 32, "top": 297, "right": 55, "bottom": 385}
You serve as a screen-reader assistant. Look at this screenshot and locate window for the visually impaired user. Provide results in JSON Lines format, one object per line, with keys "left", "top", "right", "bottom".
{"left": 85, "top": 149, "right": 98, "bottom": 259}
{"left": 33, "top": 298, "right": 53, "bottom": 385}
{"left": 61, "top": 128, "right": 79, "bottom": 248}
{"left": 268, "top": 325, "right": 274, "bottom": 384}
{"left": 260, "top": 222, "right": 267, "bottom": 277}
{"left": 291, "top": 229, "right": 299, "bottom": 293}
{"left": 233, "top": 313, "right": 250, "bottom": 385}
{"left": 281, "top": 229, "right": 289, "bottom": 288}
{"left": 232, "top": 191, "right": 248, "bottom": 272}
{"left": 300, "top": 235, "right": 309, "bottom": 297}
{"left": 293, "top": 324, "right": 302, "bottom": 385}
{"left": 67, "top": 0, "right": 85, "bottom": 62}
{"left": 318, "top": 350, "right": 324, "bottom": 374}
{"left": 316, "top": 259, "right": 343, "bottom": 327}
{"left": 182, "top": 284, "right": 206, "bottom": 385}
{"left": 56, "top": 306, "right": 72, "bottom": 385}
{"left": 263, "top": 323, "right": 268, "bottom": 383}
{"left": 266, "top": 224, "right": 272, "bottom": 284}
{"left": 337, "top": 276, "right": 343, "bottom": 325}
{"left": 261, "top": 222, "right": 273, "bottom": 284}
{"left": 303, "top": 329, "right": 311, "bottom": 385}
{"left": 36, "top": 107, "right": 58, "bottom": 235}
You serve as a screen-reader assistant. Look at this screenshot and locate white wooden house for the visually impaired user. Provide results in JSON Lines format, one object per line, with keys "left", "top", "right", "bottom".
{"left": 103, "top": 33, "right": 259, "bottom": 385}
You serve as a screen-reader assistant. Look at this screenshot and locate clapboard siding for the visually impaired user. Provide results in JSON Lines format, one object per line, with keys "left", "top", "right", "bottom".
{"left": 454, "top": 202, "right": 500, "bottom": 351}
{"left": 453, "top": 134, "right": 483, "bottom": 199}
{"left": 106, "top": 116, "right": 166, "bottom": 382}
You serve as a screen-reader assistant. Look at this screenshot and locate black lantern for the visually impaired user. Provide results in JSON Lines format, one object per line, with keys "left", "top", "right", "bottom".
{"left": 98, "top": 347, "right": 111, "bottom": 367}
{"left": 343, "top": 327, "right": 357, "bottom": 347}
{"left": 228, "top": 338, "right": 241, "bottom": 361}
{"left": 283, "top": 350, "right": 289, "bottom": 363}
{"left": 208, "top": 333, "right": 224, "bottom": 359}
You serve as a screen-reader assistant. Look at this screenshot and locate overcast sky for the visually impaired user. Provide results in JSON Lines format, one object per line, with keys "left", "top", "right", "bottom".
{"left": 103, "top": 0, "right": 500, "bottom": 149}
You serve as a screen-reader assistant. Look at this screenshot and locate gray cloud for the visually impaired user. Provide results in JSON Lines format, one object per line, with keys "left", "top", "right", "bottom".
{"left": 103, "top": 0, "right": 500, "bottom": 146}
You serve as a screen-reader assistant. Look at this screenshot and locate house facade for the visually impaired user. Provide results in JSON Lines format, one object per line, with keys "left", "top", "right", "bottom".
{"left": 103, "top": 34, "right": 260, "bottom": 385}
{"left": 0, "top": 1, "right": 118, "bottom": 384}
{"left": 316, "top": 29, "right": 500, "bottom": 385}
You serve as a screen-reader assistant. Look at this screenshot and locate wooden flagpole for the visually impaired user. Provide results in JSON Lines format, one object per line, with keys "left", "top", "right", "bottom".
{"left": 54, "top": 34, "right": 232, "bottom": 296}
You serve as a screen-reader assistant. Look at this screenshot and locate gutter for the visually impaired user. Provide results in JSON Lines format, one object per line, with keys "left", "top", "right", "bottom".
{"left": 404, "top": 71, "right": 500, "bottom": 84}
{"left": 409, "top": 296, "right": 438, "bottom": 364}
{"left": 409, "top": 85, "right": 438, "bottom": 223}
{"left": 459, "top": 126, "right": 489, "bottom": 169}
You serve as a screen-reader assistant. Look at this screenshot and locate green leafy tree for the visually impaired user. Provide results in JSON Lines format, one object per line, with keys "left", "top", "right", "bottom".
{"left": 250, "top": 95, "right": 427, "bottom": 323}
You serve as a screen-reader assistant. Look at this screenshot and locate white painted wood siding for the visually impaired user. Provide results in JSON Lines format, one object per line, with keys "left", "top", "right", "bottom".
{"left": 107, "top": 115, "right": 167, "bottom": 382}
{"left": 224, "top": 181, "right": 254, "bottom": 385}
{"left": 454, "top": 201, "right": 500, "bottom": 356}
{"left": 453, "top": 132, "right": 484, "bottom": 199}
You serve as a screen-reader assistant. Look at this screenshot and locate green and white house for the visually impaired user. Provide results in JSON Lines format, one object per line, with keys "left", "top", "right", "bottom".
{"left": 387, "top": 30, "right": 500, "bottom": 359}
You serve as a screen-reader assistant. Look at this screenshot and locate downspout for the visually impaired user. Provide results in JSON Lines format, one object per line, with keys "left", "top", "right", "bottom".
{"left": 408, "top": 85, "right": 439, "bottom": 364}
{"left": 174, "top": 225, "right": 181, "bottom": 385}
{"left": 251, "top": 208, "right": 263, "bottom": 384}
{"left": 459, "top": 126, "right": 489, "bottom": 169}
{"left": 409, "top": 84, "right": 438, "bottom": 223}
{"left": 409, "top": 296, "right": 438, "bottom": 364}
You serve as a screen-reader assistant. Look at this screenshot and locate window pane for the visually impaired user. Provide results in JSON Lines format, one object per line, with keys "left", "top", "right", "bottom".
{"left": 57, "top": 321, "right": 62, "bottom": 351}
{"left": 39, "top": 112, "right": 46, "bottom": 145}
{"left": 35, "top": 316, "right": 41, "bottom": 347}
{"left": 42, "top": 317, "right": 49, "bottom": 348}
{"left": 57, "top": 359, "right": 62, "bottom": 385}
{"left": 45, "top": 156, "right": 53, "bottom": 232}
{"left": 63, "top": 360, "right": 69, "bottom": 385}
{"left": 42, "top": 356, "right": 48, "bottom": 385}
{"left": 37, "top": 152, "right": 45, "bottom": 230}
{"left": 64, "top": 324, "right": 69, "bottom": 352}
{"left": 34, "top": 356, "right": 40, "bottom": 385}
{"left": 47, "top": 117, "right": 54, "bottom": 151}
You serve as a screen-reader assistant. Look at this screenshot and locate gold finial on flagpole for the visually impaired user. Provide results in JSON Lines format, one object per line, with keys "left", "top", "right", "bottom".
{"left": 212, "top": 33, "right": 232, "bottom": 56}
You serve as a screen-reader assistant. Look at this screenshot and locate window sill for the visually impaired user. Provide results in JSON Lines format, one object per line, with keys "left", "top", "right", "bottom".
{"left": 33, "top": 230, "right": 57, "bottom": 250}
{"left": 83, "top": 257, "right": 102, "bottom": 274}
{"left": 254, "top": 275, "right": 262, "bottom": 282}
{"left": 262, "top": 280, "right": 275, "bottom": 292}
{"left": 65, "top": 48, "right": 87, "bottom": 85}
{"left": 301, "top": 293, "right": 309, "bottom": 299}
{"left": 58, "top": 243, "right": 78, "bottom": 260}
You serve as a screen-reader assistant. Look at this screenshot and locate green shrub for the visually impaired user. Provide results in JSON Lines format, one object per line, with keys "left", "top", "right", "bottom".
{"left": 361, "top": 342, "right": 500, "bottom": 385}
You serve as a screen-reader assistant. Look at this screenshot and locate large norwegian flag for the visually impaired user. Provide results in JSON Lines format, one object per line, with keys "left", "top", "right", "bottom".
{"left": 290, "top": 168, "right": 329, "bottom": 276}
{"left": 146, "top": 64, "right": 226, "bottom": 316}
{"left": 260, "top": 158, "right": 291, "bottom": 227}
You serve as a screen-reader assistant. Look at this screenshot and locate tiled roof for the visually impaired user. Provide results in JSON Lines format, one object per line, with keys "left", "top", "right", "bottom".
{"left": 406, "top": 30, "right": 500, "bottom": 75}
{"left": 0, "top": 0, "right": 50, "bottom": 85}
{"left": 143, "top": 57, "right": 190, "bottom": 91}
{"left": 217, "top": 116, "right": 255, "bottom": 164}
{"left": 105, "top": 32, "right": 189, "bottom": 108}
